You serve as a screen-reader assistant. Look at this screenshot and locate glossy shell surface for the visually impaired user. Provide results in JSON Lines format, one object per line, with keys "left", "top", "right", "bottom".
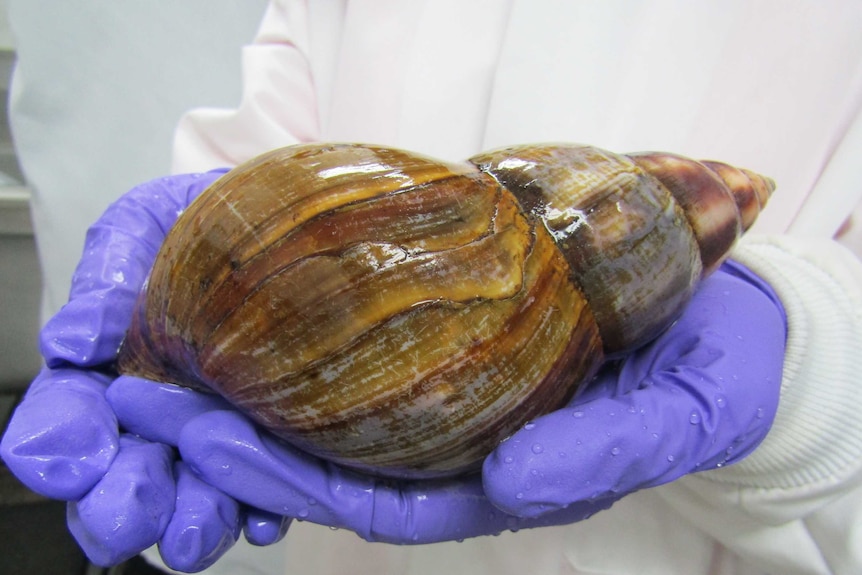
{"left": 118, "top": 142, "right": 772, "bottom": 478}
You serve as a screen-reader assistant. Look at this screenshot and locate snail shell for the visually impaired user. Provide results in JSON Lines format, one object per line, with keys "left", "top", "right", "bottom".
{"left": 117, "top": 143, "right": 772, "bottom": 479}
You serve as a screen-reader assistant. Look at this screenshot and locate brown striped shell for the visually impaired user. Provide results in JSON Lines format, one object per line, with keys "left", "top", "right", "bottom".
{"left": 117, "top": 142, "right": 773, "bottom": 479}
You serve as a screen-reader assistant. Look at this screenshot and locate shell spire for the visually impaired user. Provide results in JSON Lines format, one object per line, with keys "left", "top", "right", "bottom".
{"left": 628, "top": 152, "right": 774, "bottom": 273}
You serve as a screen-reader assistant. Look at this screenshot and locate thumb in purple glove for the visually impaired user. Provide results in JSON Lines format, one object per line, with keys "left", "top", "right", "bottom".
{"left": 483, "top": 261, "right": 787, "bottom": 517}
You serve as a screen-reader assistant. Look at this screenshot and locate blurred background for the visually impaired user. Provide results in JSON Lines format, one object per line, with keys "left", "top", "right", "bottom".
{"left": 0, "top": 22, "right": 80, "bottom": 575}
{"left": 0, "top": 0, "right": 83, "bottom": 571}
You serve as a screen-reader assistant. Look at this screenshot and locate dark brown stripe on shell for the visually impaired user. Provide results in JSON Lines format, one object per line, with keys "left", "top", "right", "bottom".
{"left": 630, "top": 153, "right": 742, "bottom": 275}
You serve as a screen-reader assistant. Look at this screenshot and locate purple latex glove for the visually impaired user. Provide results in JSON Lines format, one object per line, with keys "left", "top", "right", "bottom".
{"left": 483, "top": 260, "right": 786, "bottom": 518}
{"left": 1, "top": 172, "right": 224, "bottom": 498}
{"left": 113, "top": 260, "right": 786, "bottom": 544}
{"left": 112, "top": 380, "right": 611, "bottom": 543}
{"left": 0, "top": 170, "right": 290, "bottom": 570}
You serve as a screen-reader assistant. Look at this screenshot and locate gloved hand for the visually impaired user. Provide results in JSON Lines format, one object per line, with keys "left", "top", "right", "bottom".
{"left": 483, "top": 260, "right": 787, "bottom": 518}
{"left": 110, "top": 259, "right": 787, "bottom": 545}
{"left": 0, "top": 171, "right": 290, "bottom": 571}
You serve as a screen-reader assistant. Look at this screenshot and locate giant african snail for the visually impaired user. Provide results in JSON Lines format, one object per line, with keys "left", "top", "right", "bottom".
{"left": 117, "top": 142, "right": 773, "bottom": 479}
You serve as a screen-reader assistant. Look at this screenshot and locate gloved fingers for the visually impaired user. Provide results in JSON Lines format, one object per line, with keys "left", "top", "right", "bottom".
{"left": 107, "top": 375, "right": 231, "bottom": 446}
{"left": 157, "top": 461, "right": 241, "bottom": 573}
{"left": 177, "top": 411, "right": 612, "bottom": 544}
{"left": 243, "top": 507, "right": 292, "bottom": 546}
{"left": 367, "top": 473, "right": 615, "bottom": 544}
{"left": 67, "top": 434, "right": 176, "bottom": 567}
{"left": 40, "top": 171, "right": 227, "bottom": 370}
{"left": 484, "top": 266, "right": 786, "bottom": 517}
{"left": 178, "top": 410, "right": 376, "bottom": 535}
{"left": 0, "top": 368, "right": 119, "bottom": 500}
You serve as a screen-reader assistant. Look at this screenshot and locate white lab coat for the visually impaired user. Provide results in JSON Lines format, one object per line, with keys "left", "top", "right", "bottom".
{"left": 8, "top": 1, "right": 862, "bottom": 574}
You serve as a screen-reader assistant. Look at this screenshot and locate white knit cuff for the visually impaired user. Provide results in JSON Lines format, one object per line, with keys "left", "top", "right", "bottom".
{"left": 700, "top": 235, "right": 862, "bottom": 493}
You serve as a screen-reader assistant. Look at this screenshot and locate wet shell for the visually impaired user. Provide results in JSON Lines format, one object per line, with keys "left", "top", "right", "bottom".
{"left": 117, "top": 142, "right": 773, "bottom": 479}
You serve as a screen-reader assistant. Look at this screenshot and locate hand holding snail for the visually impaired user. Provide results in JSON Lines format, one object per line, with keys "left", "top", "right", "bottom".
{"left": 0, "top": 142, "right": 787, "bottom": 570}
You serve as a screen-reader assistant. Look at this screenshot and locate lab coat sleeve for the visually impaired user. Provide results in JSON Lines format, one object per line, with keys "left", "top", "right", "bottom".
{"left": 171, "top": 0, "right": 319, "bottom": 173}
{"left": 657, "top": 235, "right": 862, "bottom": 573}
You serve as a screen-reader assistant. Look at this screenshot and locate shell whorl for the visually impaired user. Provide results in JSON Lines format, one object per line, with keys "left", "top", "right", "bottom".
{"left": 470, "top": 144, "right": 774, "bottom": 354}
{"left": 118, "top": 142, "right": 772, "bottom": 479}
